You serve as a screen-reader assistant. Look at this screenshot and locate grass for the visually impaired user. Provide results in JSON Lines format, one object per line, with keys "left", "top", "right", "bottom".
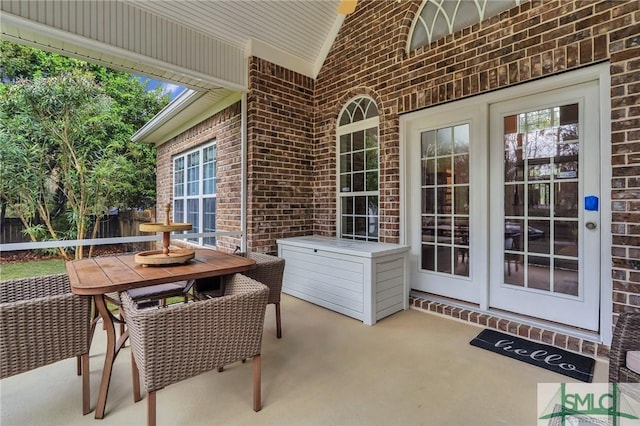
{"left": 0, "top": 259, "right": 67, "bottom": 280}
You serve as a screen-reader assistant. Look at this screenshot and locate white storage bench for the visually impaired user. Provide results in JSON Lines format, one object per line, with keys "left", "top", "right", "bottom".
{"left": 276, "top": 236, "right": 410, "bottom": 325}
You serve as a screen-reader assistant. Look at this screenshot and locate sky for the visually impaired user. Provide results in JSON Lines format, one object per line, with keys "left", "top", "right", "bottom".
{"left": 136, "top": 75, "right": 186, "bottom": 100}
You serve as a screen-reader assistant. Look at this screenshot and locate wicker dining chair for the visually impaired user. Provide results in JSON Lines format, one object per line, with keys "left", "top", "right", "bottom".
{"left": 89, "top": 280, "right": 195, "bottom": 343}
{"left": 120, "top": 273, "right": 269, "bottom": 426}
{"left": 609, "top": 311, "right": 640, "bottom": 384}
{"left": 239, "top": 252, "right": 285, "bottom": 338}
{"left": 0, "top": 273, "right": 92, "bottom": 415}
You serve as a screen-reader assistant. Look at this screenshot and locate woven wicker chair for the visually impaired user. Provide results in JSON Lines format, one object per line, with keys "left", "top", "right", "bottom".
{"left": 609, "top": 312, "right": 640, "bottom": 383}
{"left": 90, "top": 281, "right": 195, "bottom": 342}
{"left": 0, "top": 273, "right": 92, "bottom": 415}
{"left": 120, "top": 273, "right": 269, "bottom": 426}
{"left": 240, "top": 252, "right": 285, "bottom": 338}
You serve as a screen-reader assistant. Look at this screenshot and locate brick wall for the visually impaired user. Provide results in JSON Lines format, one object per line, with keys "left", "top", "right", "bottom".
{"left": 608, "top": 2, "right": 640, "bottom": 316}
{"left": 158, "top": 0, "right": 638, "bottom": 354}
{"left": 246, "top": 58, "right": 316, "bottom": 253}
{"left": 156, "top": 102, "right": 242, "bottom": 252}
{"left": 311, "top": 0, "right": 639, "bottom": 355}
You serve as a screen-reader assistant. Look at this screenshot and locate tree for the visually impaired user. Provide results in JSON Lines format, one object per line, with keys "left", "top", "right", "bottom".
{"left": 0, "top": 41, "right": 169, "bottom": 259}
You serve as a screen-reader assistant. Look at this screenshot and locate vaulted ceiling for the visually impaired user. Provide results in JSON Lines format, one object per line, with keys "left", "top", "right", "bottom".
{"left": 0, "top": 0, "right": 526, "bottom": 144}
{"left": 1, "top": 0, "right": 345, "bottom": 92}
{"left": 1, "top": 0, "right": 347, "bottom": 143}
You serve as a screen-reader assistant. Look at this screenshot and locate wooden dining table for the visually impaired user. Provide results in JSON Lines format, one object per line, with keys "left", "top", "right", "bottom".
{"left": 66, "top": 248, "right": 256, "bottom": 419}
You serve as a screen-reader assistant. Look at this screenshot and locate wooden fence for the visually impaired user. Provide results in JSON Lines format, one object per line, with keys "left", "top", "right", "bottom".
{"left": 0, "top": 209, "right": 154, "bottom": 245}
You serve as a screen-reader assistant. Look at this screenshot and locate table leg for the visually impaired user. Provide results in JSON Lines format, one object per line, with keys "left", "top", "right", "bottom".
{"left": 94, "top": 295, "right": 116, "bottom": 419}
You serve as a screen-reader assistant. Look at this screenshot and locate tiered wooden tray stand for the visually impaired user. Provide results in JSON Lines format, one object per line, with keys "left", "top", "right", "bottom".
{"left": 134, "top": 204, "right": 195, "bottom": 266}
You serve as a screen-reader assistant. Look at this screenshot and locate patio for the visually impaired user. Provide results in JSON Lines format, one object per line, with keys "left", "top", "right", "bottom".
{"left": 1, "top": 294, "right": 608, "bottom": 426}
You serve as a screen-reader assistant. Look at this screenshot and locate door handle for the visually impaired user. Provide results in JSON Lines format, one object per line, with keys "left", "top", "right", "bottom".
{"left": 585, "top": 221, "right": 597, "bottom": 230}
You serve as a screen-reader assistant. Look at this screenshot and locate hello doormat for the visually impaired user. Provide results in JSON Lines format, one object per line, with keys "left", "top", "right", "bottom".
{"left": 470, "top": 329, "right": 595, "bottom": 382}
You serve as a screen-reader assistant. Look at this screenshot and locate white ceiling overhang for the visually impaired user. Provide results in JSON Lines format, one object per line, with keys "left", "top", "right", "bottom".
{"left": 0, "top": 0, "right": 343, "bottom": 89}
{"left": 0, "top": 0, "right": 344, "bottom": 144}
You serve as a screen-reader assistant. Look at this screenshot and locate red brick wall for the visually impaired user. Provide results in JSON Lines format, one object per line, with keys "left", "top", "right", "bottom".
{"left": 608, "top": 2, "right": 640, "bottom": 316}
{"left": 156, "top": 102, "right": 242, "bottom": 252}
{"left": 310, "top": 0, "right": 639, "bottom": 351}
{"left": 246, "top": 58, "right": 316, "bottom": 253}
{"left": 159, "top": 0, "right": 638, "bottom": 353}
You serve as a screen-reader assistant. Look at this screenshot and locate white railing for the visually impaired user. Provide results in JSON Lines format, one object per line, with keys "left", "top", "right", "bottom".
{"left": 0, "top": 231, "right": 243, "bottom": 251}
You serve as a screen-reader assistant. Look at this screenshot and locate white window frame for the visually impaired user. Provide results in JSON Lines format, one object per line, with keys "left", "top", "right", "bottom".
{"left": 337, "top": 97, "right": 380, "bottom": 242}
{"left": 173, "top": 140, "right": 217, "bottom": 248}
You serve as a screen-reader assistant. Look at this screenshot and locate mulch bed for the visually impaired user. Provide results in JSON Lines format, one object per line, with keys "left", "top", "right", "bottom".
{"left": 0, "top": 245, "right": 131, "bottom": 264}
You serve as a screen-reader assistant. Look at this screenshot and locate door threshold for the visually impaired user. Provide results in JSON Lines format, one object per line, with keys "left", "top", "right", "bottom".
{"left": 410, "top": 291, "right": 602, "bottom": 344}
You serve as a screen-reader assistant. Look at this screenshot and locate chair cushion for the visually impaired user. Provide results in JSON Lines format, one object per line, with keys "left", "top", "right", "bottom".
{"left": 127, "top": 283, "right": 186, "bottom": 300}
{"left": 627, "top": 351, "right": 640, "bottom": 375}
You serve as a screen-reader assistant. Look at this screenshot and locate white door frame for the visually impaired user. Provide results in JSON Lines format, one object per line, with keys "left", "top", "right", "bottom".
{"left": 489, "top": 81, "right": 600, "bottom": 331}
{"left": 403, "top": 105, "right": 488, "bottom": 304}
{"left": 399, "top": 63, "right": 612, "bottom": 343}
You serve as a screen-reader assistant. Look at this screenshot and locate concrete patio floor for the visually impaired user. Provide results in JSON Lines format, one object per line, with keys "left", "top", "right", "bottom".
{"left": 1, "top": 294, "right": 608, "bottom": 426}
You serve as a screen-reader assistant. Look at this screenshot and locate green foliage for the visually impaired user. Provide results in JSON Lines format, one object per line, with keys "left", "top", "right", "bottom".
{"left": 0, "top": 41, "right": 169, "bottom": 256}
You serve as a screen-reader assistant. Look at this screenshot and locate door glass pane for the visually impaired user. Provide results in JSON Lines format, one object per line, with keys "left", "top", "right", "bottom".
{"left": 422, "top": 216, "right": 436, "bottom": 243}
{"left": 528, "top": 256, "right": 551, "bottom": 292}
{"left": 504, "top": 133, "right": 524, "bottom": 182}
{"left": 454, "top": 217, "right": 469, "bottom": 277}
{"left": 526, "top": 220, "right": 549, "bottom": 255}
{"left": 504, "top": 184, "right": 524, "bottom": 216}
{"left": 554, "top": 221, "right": 578, "bottom": 256}
{"left": 502, "top": 103, "right": 580, "bottom": 297}
{"left": 422, "top": 159, "right": 435, "bottom": 185}
{"left": 437, "top": 246, "right": 452, "bottom": 273}
{"left": 555, "top": 182, "right": 578, "bottom": 218}
{"left": 422, "top": 188, "right": 435, "bottom": 215}
{"left": 454, "top": 155, "right": 469, "bottom": 184}
{"left": 422, "top": 131, "right": 436, "bottom": 157}
{"left": 437, "top": 128, "right": 452, "bottom": 155}
{"left": 454, "top": 187, "right": 469, "bottom": 214}
{"left": 453, "top": 124, "right": 469, "bottom": 154}
{"left": 420, "top": 124, "right": 469, "bottom": 277}
{"left": 528, "top": 183, "right": 551, "bottom": 217}
{"left": 554, "top": 259, "right": 578, "bottom": 296}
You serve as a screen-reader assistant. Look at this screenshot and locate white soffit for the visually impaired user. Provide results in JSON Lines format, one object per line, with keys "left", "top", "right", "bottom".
{"left": 0, "top": 0, "right": 345, "bottom": 144}
{"left": 0, "top": 0, "right": 249, "bottom": 91}
{"left": 131, "top": 89, "right": 240, "bottom": 145}
{"left": 127, "top": 0, "right": 342, "bottom": 78}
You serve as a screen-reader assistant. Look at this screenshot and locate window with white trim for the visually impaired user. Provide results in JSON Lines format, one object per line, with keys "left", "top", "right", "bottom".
{"left": 338, "top": 97, "right": 379, "bottom": 241}
{"left": 408, "top": 0, "right": 525, "bottom": 52}
{"left": 173, "top": 141, "right": 217, "bottom": 247}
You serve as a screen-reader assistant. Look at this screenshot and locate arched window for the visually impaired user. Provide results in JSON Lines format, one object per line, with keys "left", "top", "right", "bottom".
{"left": 408, "top": 0, "right": 525, "bottom": 52}
{"left": 337, "top": 97, "right": 379, "bottom": 242}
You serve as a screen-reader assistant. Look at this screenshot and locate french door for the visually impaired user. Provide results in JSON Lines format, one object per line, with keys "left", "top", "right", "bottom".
{"left": 406, "top": 105, "right": 487, "bottom": 304}
{"left": 404, "top": 75, "right": 602, "bottom": 331}
{"left": 488, "top": 82, "right": 601, "bottom": 331}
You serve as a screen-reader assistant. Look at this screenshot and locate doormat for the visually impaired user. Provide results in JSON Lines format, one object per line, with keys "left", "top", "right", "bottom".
{"left": 470, "top": 329, "right": 595, "bottom": 382}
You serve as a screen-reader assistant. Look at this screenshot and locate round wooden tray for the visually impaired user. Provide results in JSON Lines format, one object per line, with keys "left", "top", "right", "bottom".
{"left": 139, "top": 223, "right": 192, "bottom": 233}
{"left": 134, "top": 249, "right": 195, "bottom": 266}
